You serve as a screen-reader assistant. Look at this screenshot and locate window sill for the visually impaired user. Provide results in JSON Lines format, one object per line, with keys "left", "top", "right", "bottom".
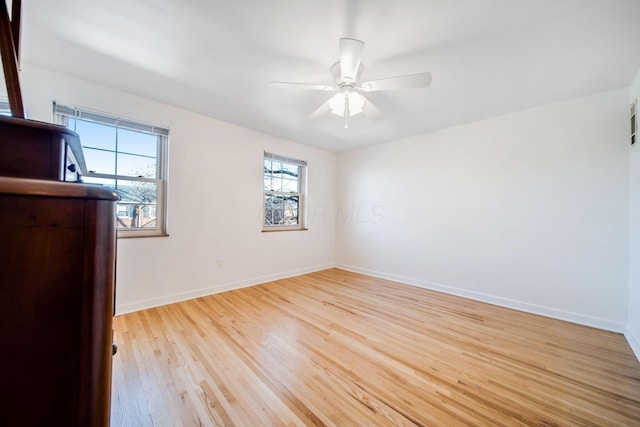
{"left": 117, "top": 232, "right": 170, "bottom": 239}
{"left": 262, "top": 228, "right": 308, "bottom": 233}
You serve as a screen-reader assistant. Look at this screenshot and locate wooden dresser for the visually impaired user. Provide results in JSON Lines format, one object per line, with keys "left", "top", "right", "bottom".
{"left": 0, "top": 117, "right": 118, "bottom": 426}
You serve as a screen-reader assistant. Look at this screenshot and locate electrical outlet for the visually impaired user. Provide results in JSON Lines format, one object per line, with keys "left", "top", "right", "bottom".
{"left": 216, "top": 259, "right": 223, "bottom": 268}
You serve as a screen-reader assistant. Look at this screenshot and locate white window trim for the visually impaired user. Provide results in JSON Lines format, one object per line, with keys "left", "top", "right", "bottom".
{"left": 263, "top": 151, "right": 307, "bottom": 232}
{"left": 53, "top": 102, "right": 170, "bottom": 238}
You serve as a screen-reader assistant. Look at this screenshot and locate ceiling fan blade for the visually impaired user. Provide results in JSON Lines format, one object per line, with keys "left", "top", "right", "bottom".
{"left": 361, "top": 95, "right": 383, "bottom": 121}
{"left": 308, "top": 98, "right": 332, "bottom": 121}
{"left": 271, "top": 81, "right": 334, "bottom": 91}
{"left": 340, "top": 38, "right": 365, "bottom": 83}
{"left": 360, "top": 72, "right": 432, "bottom": 92}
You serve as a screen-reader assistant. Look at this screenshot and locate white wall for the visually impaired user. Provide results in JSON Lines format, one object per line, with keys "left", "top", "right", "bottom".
{"left": 337, "top": 88, "right": 630, "bottom": 332}
{"left": 11, "top": 64, "right": 635, "bottom": 342}
{"left": 19, "top": 64, "right": 336, "bottom": 314}
{"left": 628, "top": 72, "right": 640, "bottom": 359}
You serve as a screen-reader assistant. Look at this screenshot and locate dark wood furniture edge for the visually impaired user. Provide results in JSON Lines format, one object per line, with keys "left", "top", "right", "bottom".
{"left": 0, "top": 176, "right": 119, "bottom": 200}
{"left": 0, "top": 0, "right": 24, "bottom": 118}
{"left": 10, "top": 0, "right": 20, "bottom": 64}
{"left": 0, "top": 114, "right": 88, "bottom": 173}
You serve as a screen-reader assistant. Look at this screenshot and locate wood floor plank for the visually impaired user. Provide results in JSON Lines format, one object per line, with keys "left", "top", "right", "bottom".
{"left": 111, "top": 269, "right": 640, "bottom": 426}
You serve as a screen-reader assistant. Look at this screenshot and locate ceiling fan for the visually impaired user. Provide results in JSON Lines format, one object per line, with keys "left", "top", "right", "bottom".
{"left": 272, "top": 38, "right": 432, "bottom": 128}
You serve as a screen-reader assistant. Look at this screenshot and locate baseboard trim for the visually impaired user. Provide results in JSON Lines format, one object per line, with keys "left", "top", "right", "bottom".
{"left": 336, "top": 264, "right": 625, "bottom": 333}
{"left": 116, "top": 263, "right": 335, "bottom": 315}
{"left": 117, "top": 263, "right": 628, "bottom": 335}
{"left": 625, "top": 327, "right": 640, "bottom": 363}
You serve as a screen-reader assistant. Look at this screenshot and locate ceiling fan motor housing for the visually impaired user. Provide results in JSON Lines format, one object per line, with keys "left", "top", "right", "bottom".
{"left": 331, "top": 62, "right": 364, "bottom": 87}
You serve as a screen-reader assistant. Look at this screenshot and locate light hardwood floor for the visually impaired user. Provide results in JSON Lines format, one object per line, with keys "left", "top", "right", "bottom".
{"left": 110, "top": 269, "right": 640, "bottom": 426}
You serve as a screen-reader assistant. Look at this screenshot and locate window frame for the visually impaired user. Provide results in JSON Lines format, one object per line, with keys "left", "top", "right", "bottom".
{"left": 263, "top": 151, "right": 307, "bottom": 232}
{"left": 53, "top": 103, "right": 169, "bottom": 238}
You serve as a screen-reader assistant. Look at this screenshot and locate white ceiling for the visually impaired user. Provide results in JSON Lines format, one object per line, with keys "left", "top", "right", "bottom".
{"left": 20, "top": 0, "right": 640, "bottom": 152}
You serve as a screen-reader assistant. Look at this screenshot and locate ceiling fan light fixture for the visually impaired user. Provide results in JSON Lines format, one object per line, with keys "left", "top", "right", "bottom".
{"left": 329, "top": 91, "right": 364, "bottom": 117}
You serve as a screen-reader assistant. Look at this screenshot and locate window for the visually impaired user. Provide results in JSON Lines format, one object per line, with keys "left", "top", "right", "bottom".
{"left": 0, "top": 99, "right": 10, "bottom": 116}
{"left": 54, "top": 103, "right": 169, "bottom": 237}
{"left": 263, "top": 152, "right": 306, "bottom": 231}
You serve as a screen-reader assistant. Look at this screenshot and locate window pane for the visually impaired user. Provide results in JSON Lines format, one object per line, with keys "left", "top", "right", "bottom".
{"left": 118, "top": 128, "right": 158, "bottom": 157}
{"left": 273, "top": 208, "right": 285, "bottom": 225}
{"left": 270, "top": 172, "right": 282, "bottom": 192}
{"left": 116, "top": 180, "right": 157, "bottom": 229}
{"left": 265, "top": 193, "right": 299, "bottom": 226}
{"left": 264, "top": 159, "right": 274, "bottom": 191}
{"left": 288, "top": 210, "right": 299, "bottom": 224}
{"left": 264, "top": 161, "right": 271, "bottom": 190}
{"left": 267, "top": 194, "right": 282, "bottom": 224}
{"left": 76, "top": 120, "right": 116, "bottom": 151}
{"left": 271, "top": 161, "right": 285, "bottom": 191}
{"left": 83, "top": 147, "right": 116, "bottom": 175}
{"left": 282, "top": 177, "right": 298, "bottom": 193}
{"left": 117, "top": 152, "right": 156, "bottom": 177}
{"left": 283, "top": 163, "right": 299, "bottom": 178}
{"left": 265, "top": 194, "right": 278, "bottom": 225}
{"left": 265, "top": 208, "right": 274, "bottom": 225}
{"left": 82, "top": 176, "right": 115, "bottom": 188}
{"left": 283, "top": 195, "right": 299, "bottom": 225}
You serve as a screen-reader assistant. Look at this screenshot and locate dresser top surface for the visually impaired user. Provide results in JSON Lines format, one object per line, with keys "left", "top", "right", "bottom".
{"left": 0, "top": 177, "right": 119, "bottom": 201}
